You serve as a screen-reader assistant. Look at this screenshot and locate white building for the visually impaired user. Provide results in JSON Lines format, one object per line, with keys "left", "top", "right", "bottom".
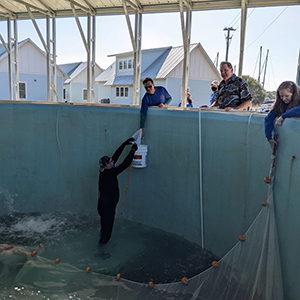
{"left": 96, "top": 43, "right": 221, "bottom": 107}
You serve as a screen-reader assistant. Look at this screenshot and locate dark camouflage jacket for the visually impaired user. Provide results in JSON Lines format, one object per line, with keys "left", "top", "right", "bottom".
{"left": 215, "top": 74, "right": 252, "bottom": 109}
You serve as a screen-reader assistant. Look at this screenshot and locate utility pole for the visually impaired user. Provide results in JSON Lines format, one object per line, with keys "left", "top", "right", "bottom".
{"left": 262, "top": 49, "right": 269, "bottom": 89}
{"left": 214, "top": 52, "right": 219, "bottom": 68}
{"left": 258, "top": 46, "right": 262, "bottom": 84}
{"left": 223, "top": 27, "right": 236, "bottom": 61}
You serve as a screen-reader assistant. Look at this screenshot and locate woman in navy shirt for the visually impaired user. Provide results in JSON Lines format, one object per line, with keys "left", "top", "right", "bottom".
{"left": 264, "top": 81, "right": 300, "bottom": 152}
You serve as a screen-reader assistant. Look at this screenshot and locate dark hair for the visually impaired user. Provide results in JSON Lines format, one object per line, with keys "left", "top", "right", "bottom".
{"left": 220, "top": 61, "right": 233, "bottom": 69}
{"left": 143, "top": 77, "right": 154, "bottom": 85}
{"left": 273, "top": 81, "right": 300, "bottom": 117}
{"left": 99, "top": 156, "right": 110, "bottom": 172}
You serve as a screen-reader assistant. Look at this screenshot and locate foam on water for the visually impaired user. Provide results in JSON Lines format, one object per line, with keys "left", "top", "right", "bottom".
{"left": 12, "top": 216, "right": 59, "bottom": 233}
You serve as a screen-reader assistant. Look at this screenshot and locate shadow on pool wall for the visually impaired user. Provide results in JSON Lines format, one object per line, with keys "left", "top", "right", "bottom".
{"left": 0, "top": 101, "right": 300, "bottom": 300}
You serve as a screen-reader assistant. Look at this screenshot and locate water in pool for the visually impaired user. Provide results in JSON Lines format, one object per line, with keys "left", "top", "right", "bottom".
{"left": 0, "top": 212, "right": 218, "bottom": 299}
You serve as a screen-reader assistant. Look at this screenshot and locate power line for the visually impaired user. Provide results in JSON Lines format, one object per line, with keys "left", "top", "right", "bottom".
{"left": 230, "top": 6, "right": 288, "bottom": 62}
{"left": 245, "top": 6, "right": 288, "bottom": 50}
{"left": 228, "top": 7, "right": 256, "bottom": 29}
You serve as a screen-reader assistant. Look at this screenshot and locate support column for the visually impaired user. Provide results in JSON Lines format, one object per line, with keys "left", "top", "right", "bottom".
{"left": 87, "top": 14, "right": 91, "bottom": 103}
{"left": 70, "top": 3, "right": 91, "bottom": 103}
{"left": 238, "top": 0, "right": 248, "bottom": 77}
{"left": 47, "top": 16, "right": 51, "bottom": 102}
{"left": 123, "top": 0, "right": 142, "bottom": 105}
{"left": 52, "top": 17, "right": 57, "bottom": 102}
{"left": 91, "top": 15, "right": 96, "bottom": 103}
{"left": 7, "top": 17, "right": 13, "bottom": 100}
{"left": 14, "top": 19, "right": 19, "bottom": 101}
{"left": 132, "top": 12, "right": 138, "bottom": 105}
{"left": 180, "top": 1, "right": 192, "bottom": 108}
{"left": 135, "top": 12, "right": 142, "bottom": 105}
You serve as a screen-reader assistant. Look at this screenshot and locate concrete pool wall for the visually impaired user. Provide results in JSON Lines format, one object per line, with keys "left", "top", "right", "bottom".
{"left": 0, "top": 101, "right": 299, "bottom": 299}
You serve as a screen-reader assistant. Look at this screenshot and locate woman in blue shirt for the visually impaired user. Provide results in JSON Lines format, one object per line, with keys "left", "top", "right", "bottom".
{"left": 264, "top": 81, "right": 300, "bottom": 152}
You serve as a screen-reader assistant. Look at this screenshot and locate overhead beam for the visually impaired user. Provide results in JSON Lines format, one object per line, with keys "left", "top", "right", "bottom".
{"left": 12, "top": 0, "right": 51, "bottom": 16}
{"left": 35, "top": 0, "right": 55, "bottom": 16}
{"left": 122, "top": 0, "right": 137, "bottom": 52}
{"left": 27, "top": 6, "right": 49, "bottom": 54}
{"left": 1, "top": 1, "right": 300, "bottom": 20}
{"left": 0, "top": 3, "right": 16, "bottom": 18}
{"left": 82, "top": 0, "right": 97, "bottom": 15}
{"left": 70, "top": 3, "right": 89, "bottom": 53}
{"left": 67, "top": 0, "right": 93, "bottom": 14}
{"left": 0, "top": 34, "right": 10, "bottom": 53}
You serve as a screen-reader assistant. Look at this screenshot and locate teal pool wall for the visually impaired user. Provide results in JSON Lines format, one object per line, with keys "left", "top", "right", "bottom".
{"left": 0, "top": 102, "right": 299, "bottom": 300}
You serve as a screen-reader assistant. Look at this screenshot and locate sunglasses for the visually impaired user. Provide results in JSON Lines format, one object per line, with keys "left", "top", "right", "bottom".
{"left": 145, "top": 85, "right": 153, "bottom": 90}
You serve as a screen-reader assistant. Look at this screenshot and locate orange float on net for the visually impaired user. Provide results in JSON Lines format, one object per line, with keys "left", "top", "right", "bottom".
{"left": 212, "top": 261, "right": 219, "bottom": 268}
{"left": 31, "top": 251, "right": 38, "bottom": 257}
{"left": 39, "top": 243, "right": 44, "bottom": 248}
{"left": 116, "top": 274, "right": 121, "bottom": 280}
{"left": 181, "top": 277, "right": 188, "bottom": 285}
{"left": 264, "top": 177, "right": 272, "bottom": 184}
{"left": 148, "top": 281, "right": 155, "bottom": 288}
{"left": 7, "top": 245, "right": 14, "bottom": 250}
{"left": 239, "top": 235, "right": 246, "bottom": 242}
{"left": 261, "top": 202, "right": 268, "bottom": 206}
{"left": 86, "top": 267, "right": 91, "bottom": 273}
{"left": 55, "top": 258, "right": 61, "bottom": 264}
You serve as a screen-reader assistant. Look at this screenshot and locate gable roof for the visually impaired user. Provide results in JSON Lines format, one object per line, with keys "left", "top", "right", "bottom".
{"left": 0, "top": 38, "right": 69, "bottom": 79}
{"left": 59, "top": 61, "right": 104, "bottom": 84}
{"left": 96, "top": 42, "right": 220, "bottom": 85}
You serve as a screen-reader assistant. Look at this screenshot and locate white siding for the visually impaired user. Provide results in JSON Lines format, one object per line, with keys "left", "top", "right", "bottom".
{"left": 168, "top": 48, "right": 218, "bottom": 80}
{"left": 72, "top": 65, "right": 102, "bottom": 83}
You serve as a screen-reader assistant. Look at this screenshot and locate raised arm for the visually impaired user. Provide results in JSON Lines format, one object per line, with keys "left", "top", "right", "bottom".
{"left": 111, "top": 138, "right": 134, "bottom": 164}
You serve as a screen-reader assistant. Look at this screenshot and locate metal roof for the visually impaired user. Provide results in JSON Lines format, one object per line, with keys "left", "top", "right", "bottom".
{"left": 96, "top": 42, "right": 220, "bottom": 85}
{"left": 0, "top": 0, "right": 299, "bottom": 21}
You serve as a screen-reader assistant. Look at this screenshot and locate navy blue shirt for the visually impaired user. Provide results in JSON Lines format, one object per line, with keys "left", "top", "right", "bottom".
{"left": 140, "top": 86, "right": 172, "bottom": 128}
{"left": 140, "top": 86, "right": 171, "bottom": 114}
{"left": 264, "top": 106, "right": 300, "bottom": 140}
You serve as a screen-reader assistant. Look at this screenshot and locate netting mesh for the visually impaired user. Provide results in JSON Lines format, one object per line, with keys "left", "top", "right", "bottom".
{"left": 155, "top": 153, "right": 284, "bottom": 300}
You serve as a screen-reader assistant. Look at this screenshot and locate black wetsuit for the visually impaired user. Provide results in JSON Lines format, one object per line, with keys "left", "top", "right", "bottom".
{"left": 98, "top": 142, "right": 135, "bottom": 244}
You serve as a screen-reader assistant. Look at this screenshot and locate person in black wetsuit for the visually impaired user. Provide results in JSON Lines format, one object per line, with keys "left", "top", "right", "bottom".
{"left": 98, "top": 138, "right": 137, "bottom": 245}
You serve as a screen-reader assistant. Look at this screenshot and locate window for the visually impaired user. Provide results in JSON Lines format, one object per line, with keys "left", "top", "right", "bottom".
{"left": 82, "top": 88, "right": 87, "bottom": 101}
{"left": 63, "top": 88, "right": 66, "bottom": 100}
{"left": 19, "top": 82, "right": 26, "bottom": 99}
{"left": 119, "top": 59, "right": 133, "bottom": 70}
{"left": 116, "top": 86, "right": 129, "bottom": 98}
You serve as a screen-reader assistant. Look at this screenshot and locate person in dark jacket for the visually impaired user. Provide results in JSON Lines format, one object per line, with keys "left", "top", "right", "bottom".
{"left": 98, "top": 138, "right": 137, "bottom": 245}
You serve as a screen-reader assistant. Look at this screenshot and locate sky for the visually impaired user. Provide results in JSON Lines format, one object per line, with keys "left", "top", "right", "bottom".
{"left": 0, "top": 4, "right": 299, "bottom": 91}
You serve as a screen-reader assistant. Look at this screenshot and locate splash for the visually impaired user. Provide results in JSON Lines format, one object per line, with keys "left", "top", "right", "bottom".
{"left": 0, "top": 189, "right": 18, "bottom": 215}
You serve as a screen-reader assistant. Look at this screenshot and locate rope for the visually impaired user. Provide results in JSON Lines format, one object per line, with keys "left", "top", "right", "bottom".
{"left": 120, "top": 163, "right": 133, "bottom": 215}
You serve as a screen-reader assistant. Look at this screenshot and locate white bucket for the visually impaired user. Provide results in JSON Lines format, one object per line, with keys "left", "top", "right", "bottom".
{"left": 132, "top": 144, "right": 148, "bottom": 168}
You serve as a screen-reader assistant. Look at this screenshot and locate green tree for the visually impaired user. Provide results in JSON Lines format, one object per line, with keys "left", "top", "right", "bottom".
{"left": 265, "top": 91, "right": 276, "bottom": 102}
{"left": 242, "top": 76, "right": 266, "bottom": 106}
